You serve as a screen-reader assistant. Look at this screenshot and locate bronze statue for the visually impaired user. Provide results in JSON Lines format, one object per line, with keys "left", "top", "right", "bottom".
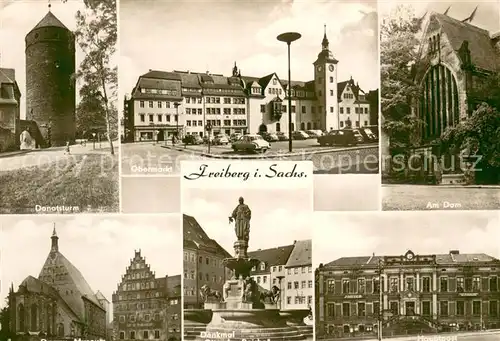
{"left": 229, "top": 197, "right": 251, "bottom": 242}
{"left": 260, "top": 285, "right": 281, "bottom": 304}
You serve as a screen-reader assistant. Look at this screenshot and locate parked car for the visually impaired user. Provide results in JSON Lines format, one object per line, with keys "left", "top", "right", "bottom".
{"left": 306, "top": 130, "right": 323, "bottom": 138}
{"left": 363, "top": 126, "right": 379, "bottom": 141}
{"left": 232, "top": 134, "right": 270, "bottom": 153}
{"left": 258, "top": 132, "right": 279, "bottom": 142}
{"left": 292, "top": 131, "right": 309, "bottom": 140}
{"left": 213, "top": 134, "right": 230, "bottom": 145}
{"left": 276, "top": 132, "right": 288, "bottom": 141}
{"left": 230, "top": 133, "right": 242, "bottom": 142}
{"left": 317, "top": 129, "right": 358, "bottom": 146}
{"left": 203, "top": 135, "right": 215, "bottom": 144}
{"left": 182, "top": 134, "right": 203, "bottom": 145}
{"left": 350, "top": 129, "right": 365, "bottom": 143}
{"left": 359, "top": 127, "right": 378, "bottom": 142}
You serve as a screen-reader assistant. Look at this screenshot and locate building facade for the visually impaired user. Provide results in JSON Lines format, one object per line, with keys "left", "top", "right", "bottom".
{"left": 183, "top": 214, "right": 232, "bottom": 309}
{"left": 409, "top": 11, "right": 500, "bottom": 181}
{"left": 316, "top": 250, "right": 500, "bottom": 339}
{"left": 25, "top": 10, "right": 76, "bottom": 146}
{"left": 112, "top": 250, "right": 180, "bottom": 341}
{"left": 248, "top": 245, "right": 295, "bottom": 306}
{"left": 9, "top": 229, "right": 107, "bottom": 340}
{"left": 284, "top": 240, "right": 313, "bottom": 310}
{"left": 0, "top": 68, "right": 21, "bottom": 152}
{"left": 124, "top": 29, "right": 373, "bottom": 142}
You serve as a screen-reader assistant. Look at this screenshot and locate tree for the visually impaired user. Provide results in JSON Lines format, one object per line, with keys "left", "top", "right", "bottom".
{"left": 0, "top": 291, "right": 12, "bottom": 340}
{"left": 380, "top": 5, "right": 424, "bottom": 150}
{"left": 74, "top": 0, "right": 117, "bottom": 155}
{"left": 440, "top": 103, "right": 500, "bottom": 184}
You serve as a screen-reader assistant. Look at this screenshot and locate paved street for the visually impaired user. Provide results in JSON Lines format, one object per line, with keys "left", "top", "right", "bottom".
{"left": 121, "top": 141, "right": 379, "bottom": 175}
{"left": 324, "top": 331, "right": 500, "bottom": 341}
{"left": 382, "top": 185, "right": 500, "bottom": 210}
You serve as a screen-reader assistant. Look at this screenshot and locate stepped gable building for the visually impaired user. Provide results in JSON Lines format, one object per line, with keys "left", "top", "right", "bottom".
{"left": 0, "top": 68, "right": 21, "bottom": 152}
{"left": 112, "top": 250, "right": 181, "bottom": 341}
{"left": 9, "top": 228, "right": 107, "bottom": 340}
{"left": 409, "top": 9, "right": 500, "bottom": 179}
{"left": 183, "top": 214, "right": 232, "bottom": 309}
{"left": 25, "top": 9, "right": 76, "bottom": 147}
{"left": 248, "top": 244, "right": 295, "bottom": 295}
{"left": 124, "top": 28, "right": 373, "bottom": 142}
{"left": 316, "top": 249, "right": 500, "bottom": 339}
{"left": 285, "top": 240, "right": 313, "bottom": 310}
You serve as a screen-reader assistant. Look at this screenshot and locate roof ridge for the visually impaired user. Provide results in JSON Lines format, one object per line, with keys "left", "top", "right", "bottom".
{"left": 433, "top": 12, "right": 489, "bottom": 34}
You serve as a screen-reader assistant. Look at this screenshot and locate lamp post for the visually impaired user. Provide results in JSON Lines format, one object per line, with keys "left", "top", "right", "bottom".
{"left": 92, "top": 132, "right": 96, "bottom": 150}
{"left": 277, "top": 275, "right": 285, "bottom": 310}
{"left": 174, "top": 102, "right": 180, "bottom": 139}
{"left": 277, "top": 31, "right": 301, "bottom": 153}
{"left": 378, "top": 259, "right": 383, "bottom": 341}
{"left": 206, "top": 122, "right": 212, "bottom": 154}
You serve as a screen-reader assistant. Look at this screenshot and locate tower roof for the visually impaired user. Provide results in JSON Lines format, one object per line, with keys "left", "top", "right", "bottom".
{"left": 32, "top": 11, "right": 69, "bottom": 31}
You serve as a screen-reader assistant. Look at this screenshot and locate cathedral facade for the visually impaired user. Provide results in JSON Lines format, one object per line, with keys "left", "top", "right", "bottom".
{"left": 8, "top": 229, "right": 107, "bottom": 340}
{"left": 124, "top": 28, "right": 373, "bottom": 142}
{"left": 112, "top": 250, "right": 181, "bottom": 341}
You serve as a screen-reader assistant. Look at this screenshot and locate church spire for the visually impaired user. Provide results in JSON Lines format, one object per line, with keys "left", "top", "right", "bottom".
{"left": 322, "top": 24, "right": 329, "bottom": 50}
{"left": 51, "top": 223, "right": 59, "bottom": 252}
{"left": 48, "top": 0, "right": 51, "bottom": 11}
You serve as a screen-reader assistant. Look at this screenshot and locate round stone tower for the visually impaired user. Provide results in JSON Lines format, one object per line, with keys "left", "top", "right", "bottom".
{"left": 25, "top": 10, "right": 76, "bottom": 147}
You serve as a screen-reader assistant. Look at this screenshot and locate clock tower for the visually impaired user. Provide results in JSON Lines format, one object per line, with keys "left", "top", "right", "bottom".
{"left": 313, "top": 25, "right": 339, "bottom": 131}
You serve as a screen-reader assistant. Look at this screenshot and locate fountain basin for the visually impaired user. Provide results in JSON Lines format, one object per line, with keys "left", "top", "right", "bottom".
{"left": 208, "top": 308, "right": 287, "bottom": 329}
{"left": 184, "top": 309, "right": 213, "bottom": 325}
{"left": 279, "top": 309, "right": 311, "bottom": 326}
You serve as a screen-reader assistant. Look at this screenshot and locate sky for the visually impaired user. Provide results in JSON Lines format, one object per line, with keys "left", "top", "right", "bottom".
{"left": 313, "top": 211, "right": 500, "bottom": 268}
{"left": 0, "top": 215, "right": 182, "bottom": 311}
{"left": 380, "top": 1, "right": 500, "bottom": 33}
{"left": 182, "top": 188, "right": 313, "bottom": 254}
{"left": 119, "top": 0, "right": 379, "bottom": 115}
{"left": 0, "top": 0, "right": 84, "bottom": 118}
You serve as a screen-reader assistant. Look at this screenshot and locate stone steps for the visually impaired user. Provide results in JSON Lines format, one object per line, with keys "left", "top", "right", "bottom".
{"left": 184, "top": 325, "right": 313, "bottom": 340}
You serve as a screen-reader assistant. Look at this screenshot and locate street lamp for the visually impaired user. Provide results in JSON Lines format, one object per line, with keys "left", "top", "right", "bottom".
{"left": 277, "top": 275, "right": 285, "bottom": 310}
{"left": 206, "top": 122, "right": 212, "bottom": 154}
{"left": 277, "top": 31, "right": 301, "bottom": 153}
{"left": 92, "top": 132, "right": 96, "bottom": 150}
{"left": 174, "top": 102, "right": 180, "bottom": 140}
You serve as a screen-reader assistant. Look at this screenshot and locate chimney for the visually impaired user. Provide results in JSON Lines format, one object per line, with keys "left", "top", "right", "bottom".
{"left": 449, "top": 250, "right": 460, "bottom": 255}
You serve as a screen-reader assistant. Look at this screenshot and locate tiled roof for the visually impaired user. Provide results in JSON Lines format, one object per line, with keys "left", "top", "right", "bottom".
{"left": 0, "top": 68, "right": 15, "bottom": 84}
{"left": 141, "top": 70, "right": 181, "bottom": 81}
{"left": 95, "top": 290, "right": 108, "bottom": 302}
{"left": 324, "top": 253, "right": 499, "bottom": 267}
{"left": 183, "top": 214, "right": 232, "bottom": 258}
{"left": 432, "top": 12, "right": 500, "bottom": 71}
{"left": 286, "top": 239, "right": 312, "bottom": 267}
{"left": 32, "top": 11, "right": 68, "bottom": 31}
{"left": 248, "top": 244, "right": 294, "bottom": 269}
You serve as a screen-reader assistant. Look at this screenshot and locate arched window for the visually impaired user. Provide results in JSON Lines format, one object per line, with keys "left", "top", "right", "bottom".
{"left": 306, "top": 122, "right": 312, "bottom": 130}
{"left": 313, "top": 122, "right": 318, "bottom": 129}
{"left": 18, "top": 304, "right": 25, "bottom": 332}
{"left": 300, "top": 122, "right": 305, "bottom": 130}
{"left": 258, "top": 124, "right": 267, "bottom": 133}
{"left": 57, "top": 323, "right": 64, "bottom": 337}
{"left": 276, "top": 122, "right": 281, "bottom": 132}
{"left": 437, "top": 34, "right": 440, "bottom": 50}
{"left": 419, "top": 64, "right": 459, "bottom": 140}
{"left": 31, "top": 304, "right": 38, "bottom": 331}
{"left": 428, "top": 37, "right": 432, "bottom": 53}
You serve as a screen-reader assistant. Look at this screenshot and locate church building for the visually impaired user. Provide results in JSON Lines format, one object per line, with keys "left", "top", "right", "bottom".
{"left": 8, "top": 228, "right": 107, "bottom": 340}
{"left": 124, "top": 27, "right": 372, "bottom": 142}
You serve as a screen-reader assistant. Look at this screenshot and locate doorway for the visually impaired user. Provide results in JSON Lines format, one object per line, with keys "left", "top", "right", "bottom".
{"left": 406, "top": 302, "right": 415, "bottom": 316}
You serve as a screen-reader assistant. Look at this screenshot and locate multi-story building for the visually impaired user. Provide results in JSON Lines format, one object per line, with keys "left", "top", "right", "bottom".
{"left": 124, "top": 28, "right": 374, "bottom": 142}
{"left": 316, "top": 249, "right": 500, "bottom": 338}
{"left": 112, "top": 250, "right": 181, "bottom": 341}
{"left": 183, "top": 214, "right": 232, "bottom": 308}
{"left": 284, "top": 240, "right": 313, "bottom": 310}
{"left": 9, "top": 228, "right": 107, "bottom": 340}
{"left": 0, "top": 67, "right": 21, "bottom": 152}
{"left": 248, "top": 244, "right": 295, "bottom": 305}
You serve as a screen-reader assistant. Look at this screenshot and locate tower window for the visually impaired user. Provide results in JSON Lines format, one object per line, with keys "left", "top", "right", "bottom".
{"left": 330, "top": 77, "right": 333, "bottom": 83}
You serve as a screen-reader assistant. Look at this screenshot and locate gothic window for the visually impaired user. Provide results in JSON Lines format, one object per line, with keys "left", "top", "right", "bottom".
{"left": 18, "top": 304, "right": 25, "bottom": 332}
{"left": 31, "top": 304, "right": 38, "bottom": 331}
{"left": 300, "top": 122, "right": 305, "bottom": 130}
{"left": 70, "top": 323, "right": 75, "bottom": 336}
{"left": 306, "top": 122, "right": 311, "bottom": 130}
{"left": 57, "top": 323, "right": 64, "bottom": 336}
{"left": 276, "top": 122, "right": 281, "bottom": 132}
